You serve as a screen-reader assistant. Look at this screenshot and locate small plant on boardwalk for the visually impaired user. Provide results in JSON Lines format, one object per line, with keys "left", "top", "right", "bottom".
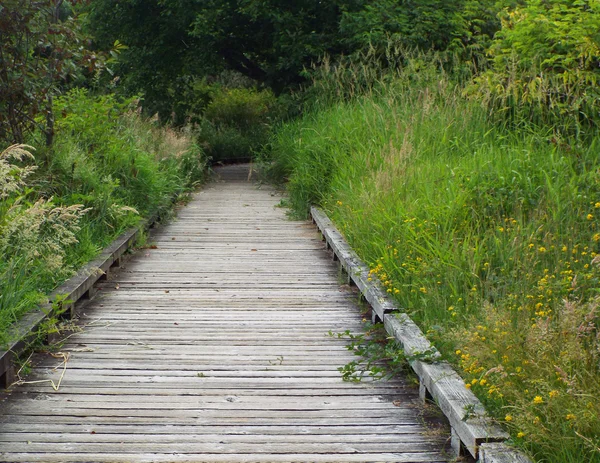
{"left": 329, "top": 322, "right": 409, "bottom": 383}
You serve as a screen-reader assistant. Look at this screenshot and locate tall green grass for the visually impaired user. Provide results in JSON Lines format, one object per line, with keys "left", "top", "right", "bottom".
{"left": 264, "top": 59, "right": 600, "bottom": 462}
{"left": 0, "top": 89, "right": 208, "bottom": 346}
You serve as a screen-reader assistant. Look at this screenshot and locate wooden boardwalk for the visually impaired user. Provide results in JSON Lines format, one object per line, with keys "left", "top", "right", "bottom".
{"left": 0, "top": 165, "right": 449, "bottom": 462}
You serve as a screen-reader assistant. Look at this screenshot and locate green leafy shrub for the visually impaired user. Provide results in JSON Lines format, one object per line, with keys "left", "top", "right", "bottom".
{"left": 0, "top": 145, "right": 88, "bottom": 341}
{"left": 198, "top": 87, "right": 277, "bottom": 162}
{"left": 470, "top": 0, "right": 600, "bottom": 134}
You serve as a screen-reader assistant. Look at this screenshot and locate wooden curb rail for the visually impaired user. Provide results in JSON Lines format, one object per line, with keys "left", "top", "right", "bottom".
{"left": 310, "top": 206, "right": 533, "bottom": 463}
{"left": 0, "top": 219, "right": 149, "bottom": 389}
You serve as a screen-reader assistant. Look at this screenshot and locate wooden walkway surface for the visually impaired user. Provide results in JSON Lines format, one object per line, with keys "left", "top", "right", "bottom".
{"left": 0, "top": 165, "right": 449, "bottom": 462}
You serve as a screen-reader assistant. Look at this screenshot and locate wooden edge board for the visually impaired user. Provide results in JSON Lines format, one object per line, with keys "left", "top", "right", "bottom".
{"left": 47, "top": 227, "right": 138, "bottom": 304}
{"left": 0, "top": 222, "right": 146, "bottom": 388}
{"left": 383, "top": 314, "right": 441, "bottom": 360}
{"left": 412, "top": 360, "right": 508, "bottom": 456}
{"left": 479, "top": 443, "right": 533, "bottom": 463}
{"left": 310, "top": 206, "right": 532, "bottom": 463}
{"left": 310, "top": 207, "right": 392, "bottom": 320}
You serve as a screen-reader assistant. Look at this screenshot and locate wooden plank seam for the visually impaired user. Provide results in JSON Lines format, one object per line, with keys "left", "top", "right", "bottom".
{"left": 310, "top": 206, "right": 533, "bottom": 463}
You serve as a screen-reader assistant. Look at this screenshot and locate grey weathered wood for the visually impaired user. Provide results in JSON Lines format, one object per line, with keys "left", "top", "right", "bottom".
{"left": 311, "top": 206, "right": 530, "bottom": 462}
{"left": 0, "top": 453, "right": 447, "bottom": 463}
{"left": 479, "top": 443, "right": 533, "bottom": 463}
{"left": 414, "top": 361, "right": 508, "bottom": 457}
{"left": 0, "top": 165, "right": 448, "bottom": 463}
{"left": 384, "top": 313, "right": 441, "bottom": 360}
{"left": 311, "top": 207, "right": 397, "bottom": 321}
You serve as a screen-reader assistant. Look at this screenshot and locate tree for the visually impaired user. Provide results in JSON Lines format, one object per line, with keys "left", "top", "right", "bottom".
{"left": 84, "top": 0, "right": 210, "bottom": 121}
{"left": 0, "top": 0, "right": 100, "bottom": 145}
{"left": 83, "top": 0, "right": 513, "bottom": 115}
{"left": 189, "top": 0, "right": 346, "bottom": 92}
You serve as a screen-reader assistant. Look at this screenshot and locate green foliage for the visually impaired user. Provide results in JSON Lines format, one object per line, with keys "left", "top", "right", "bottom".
{"left": 339, "top": 0, "right": 501, "bottom": 55}
{"left": 329, "top": 323, "right": 409, "bottom": 383}
{"left": 197, "top": 87, "right": 278, "bottom": 162}
{"left": 204, "top": 88, "right": 276, "bottom": 130}
{"left": 82, "top": 0, "right": 510, "bottom": 116}
{"left": 470, "top": 0, "right": 600, "bottom": 133}
{"left": 189, "top": 0, "right": 344, "bottom": 92}
{"left": 266, "top": 55, "right": 600, "bottom": 462}
{"left": 0, "top": 0, "right": 109, "bottom": 145}
{"left": 84, "top": 0, "right": 206, "bottom": 122}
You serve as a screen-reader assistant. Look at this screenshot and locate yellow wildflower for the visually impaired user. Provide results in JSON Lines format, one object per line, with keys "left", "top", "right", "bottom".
{"left": 533, "top": 396, "right": 544, "bottom": 404}
{"left": 505, "top": 414, "right": 513, "bottom": 422}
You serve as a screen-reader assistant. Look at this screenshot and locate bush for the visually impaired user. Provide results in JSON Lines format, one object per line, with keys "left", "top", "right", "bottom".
{"left": 197, "top": 87, "right": 277, "bottom": 162}
{"left": 469, "top": 0, "right": 600, "bottom": 135}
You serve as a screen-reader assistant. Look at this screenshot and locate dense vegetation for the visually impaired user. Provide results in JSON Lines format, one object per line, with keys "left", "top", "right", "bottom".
{"left": 2, "top": 0, "right": 600, "bottom": 461}
{"left": 0, "top": 90, "right": 206, "bottom": 346}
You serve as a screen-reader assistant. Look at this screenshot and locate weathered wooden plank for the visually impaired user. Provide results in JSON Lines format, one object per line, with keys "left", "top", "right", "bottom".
{"left": 0, "top": 224, "right": 143, "bottom": 388}
{"left": 479, "top": 443, "right": 533, "bottom": 463}
{"left": 8, "top": 386, "right": 409, "bottom": 396}
{"left": 311, "top": 207, "right": 397, "bottom": 320}
{"left": 0, "top": 432, "right": 438, "bottom": 444}
{"left": 0, "top": 441, "right": 441, "bottom": 453}
{"left": 0, "top": 453, "right": 447, "bottom": 463}
{"left": 413, "top": 361, "right": 508, "bottom": 456}
{"left": 0, "top": 424, "right": 428, "bottom": 435}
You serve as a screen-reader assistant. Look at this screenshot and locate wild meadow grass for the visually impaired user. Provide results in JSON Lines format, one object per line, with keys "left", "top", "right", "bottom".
{"left": 0, "top": 89, "right": 207, "bottom": 346}
{"left": 265, "top": 60, "right": 600, "bottom": 462}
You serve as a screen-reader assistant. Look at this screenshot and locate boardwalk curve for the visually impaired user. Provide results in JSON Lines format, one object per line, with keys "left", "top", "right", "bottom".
{"left": 0, "top": 165, "right": 449, "bottom": 463}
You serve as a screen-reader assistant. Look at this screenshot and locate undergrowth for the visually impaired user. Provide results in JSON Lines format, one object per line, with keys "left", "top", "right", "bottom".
{"left": 264, "top": 54, "right": 600, "bottom": 462}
